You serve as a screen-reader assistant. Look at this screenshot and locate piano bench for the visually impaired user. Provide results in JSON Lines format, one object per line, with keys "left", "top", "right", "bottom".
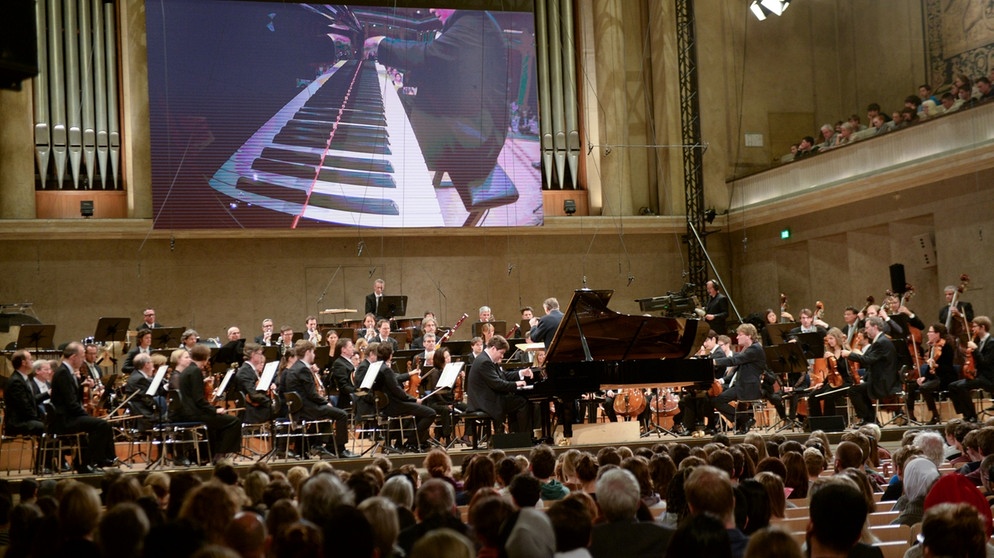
{"left": 462, "top": 411, "right": 496, "bottom": 450}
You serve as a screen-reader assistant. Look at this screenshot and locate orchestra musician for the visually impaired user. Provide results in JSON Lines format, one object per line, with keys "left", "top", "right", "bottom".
{"left": 413, "top": 333, "right": 437, "bottom": 371}
{"left": 353, "top": 341, "right": 380, "bottom": 418}
{"left": 234, "top": 343, "right": 274, "bottom": 426}
{"left": 255, "top": 318, "right": 276, "bottom": 346}
{"left": 226, "top": 326, "right": 242, "bottom": 342}
{"left": 410, "top": 318, "right": 437, "bottom": 350}
{"left": 527, "top": 298, "right": 563, "bottom": 349}
{"left": 811, "top": 328, "right": 853, "bottom": 420}
{"left": 283, "top": 341, "right": 355, "bottom": 458}
{"left": 864, "top": 305, "right": 903, "bottom": 338}
{"left": 365, "top": 278, "right": 386, "bottom": 318}
{"left": 938, "top": 285, "right": 974, "bottom": 331}
{"left": 479, "top": 306, "right": 493, "bottom": 323}
{"left": 711, "top": 324, "right": 766, "bottom": 434}
{"left": 949, "top": 316, "right": 994, "bottom": 422}
{"left": 358, "top": 313, "right": 378, "bottom": 342}
{"left": 840, "top": 306, "right": 861, "bottom": 339}
{"left": 843, "top": 317, "right": 901, "bottom": 427}
{"left": 789, "top": 308, "right": 827, "bottom": 337}
{"left": 884, "top": 296, "right": 925, "bottom": 331}
{"left": 30, "top": 360, "right": 53, "bottom": 418}
{"left": 122, "top": 329, "right": 152, "bottom": 375}
{"left": 465, "top": 337, "right": 484, "bottom": 368}
{"left": 304, "top": 316, "right": 321, "bottom": 346}
{"left": 50, "top": 342, "right": 116, "bottom": 472}
{"left": 466, "top": 335, "right": 534, "bottom": 435}
{"left": 137, "top": 308, "right": 161, "bottom": 331}
{"left": 420, "top": 346, "right": 466, "bottom": 444}
{"left": 171, "top": 344, "right": 242, "bottom": 463}
{"left": 704, "top": 280, "right": 729, "bottom": 335}
{"left": 905, "top": 323, "right": 955, "bottom": 425}
{"left": 4, "top": 350, "right": 45, "bottom": 436}
{"left": 374, "top": 319, "right": 399, "bottom": 352}
{"left": 81, "top": 344, "right": 107, "bottom": 410}
{"left": 672, "top": 330, "right": 722, "bottom": 435}
{"left": 276, "top": 326, "right": 294, "bottom": 355}
{"left": 329, "top": 338, "right": 357, "bottom": 416}
{"left": 480, "top": 323, "right": 495, "bottom": 345}
{"left": 324, "top": 329, "right": 339, "bottom": 350}
{"left": 368, "top": 343, "right": 436, "bottom": 452}
{"left": 180, "top": 329, "right": 200, "bottom": 351}
{"left": 125, "top": 353, "right": 167, "bottom": 430}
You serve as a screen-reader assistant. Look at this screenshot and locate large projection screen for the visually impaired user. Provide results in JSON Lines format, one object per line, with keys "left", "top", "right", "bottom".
{"left": 146, "top": 1, "right": 541, "bottom": 229}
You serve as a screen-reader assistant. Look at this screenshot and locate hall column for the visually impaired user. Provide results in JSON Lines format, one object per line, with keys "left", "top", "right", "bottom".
{"left": 591, "top": 0, "right": 632, "bottom": 216}
{"left": 0, "top": 86, "right": 37, "bottom": 219}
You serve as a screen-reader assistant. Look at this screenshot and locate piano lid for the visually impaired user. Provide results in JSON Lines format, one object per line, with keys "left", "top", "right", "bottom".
{"left": 545, "top": 289, "right": 708, "bottom": 364}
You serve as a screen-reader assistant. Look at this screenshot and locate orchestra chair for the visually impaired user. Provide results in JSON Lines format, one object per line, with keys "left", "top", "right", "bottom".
{"left": 236, "top": 393, "right": 273, "bottom": 461}
{"left": 874, "top": 389, "right": 917, "bottom": 427}
{"left": 150, "top": 390, "right": 211, "bottom": 468}
{"left": 461, "top": 410, "right": 496, "bottom": 450}
{"left": 973, "top": 389, "right": 994, "bottom": 419}
{"left": 116, "top": 402, "right": 154, "bottom": 466}
{"left": 733, "top": 399, "right": 768, "bottom": 433}
{"left": 282, "top": 392, "right": 338, "bottom": 458}
{"left": 0, "top": 410, "right": 39, "bottom": 475}
{"left": 376, "top": 391, "right": 421, "bottom": 453}
{"left": 40, "top": 402, "right": 87, "bottom": 475}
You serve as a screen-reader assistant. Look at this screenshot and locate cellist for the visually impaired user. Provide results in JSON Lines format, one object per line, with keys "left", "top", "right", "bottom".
{"left": 904, "top": 324, "right": 956, "bottom": 425}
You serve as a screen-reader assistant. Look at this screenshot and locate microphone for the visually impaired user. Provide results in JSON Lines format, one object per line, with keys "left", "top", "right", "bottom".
{"left": 507, "top": 263, "right": 514, "bottom": 276}
{"left": 368, "top": 267, "right": 376, "bottom": 278}
{"left": 627, "top": 274, "right": 635, "bottom": 287}
{"left": 357, "top": 240, "right": 365, "bottom": 257}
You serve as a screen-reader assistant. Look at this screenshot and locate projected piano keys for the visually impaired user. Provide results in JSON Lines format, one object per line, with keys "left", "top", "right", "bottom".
{"left": 209, "top": 59, "right": 442, "bottom": 228}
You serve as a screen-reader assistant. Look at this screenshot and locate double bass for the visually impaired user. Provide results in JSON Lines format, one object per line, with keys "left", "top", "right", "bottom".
{"left": 613, "top": 389, "right": 647, "bottom": 418}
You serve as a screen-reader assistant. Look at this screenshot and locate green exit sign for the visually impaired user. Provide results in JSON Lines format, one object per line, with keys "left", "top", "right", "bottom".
{"left": 780, "top": 228, "right": 791, "bottom": 240}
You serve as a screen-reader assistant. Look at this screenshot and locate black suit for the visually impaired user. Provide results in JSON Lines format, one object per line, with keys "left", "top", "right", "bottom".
{"left": 50, "top": 362, "right": 115, "bottom": 467}
{"left": 235, "top": 362, "right": 273, "bottom": 425}
{"left": 847, "top": 334, "right": 900, "bottom": 423}
{"left": 705, "top": 293, "right": 729, "bottom": 334}
{"left": 365, "top": 293, "right": 382, "bottom": 318}
{"left": 950, "top": 333, "right": 994, "bottom": 420}
{"left": 353, "top": 360, "right": 378, "bottom": 417}
{"left": 939, "top": 302, "right": 974, "bottom": 328}
{"left": 466, "top": 351, "right": 529, "bottom": 433}
{"left": 329, "top": 356, "right": 356, "bottom": 411}
{"left": 284, "top": 360, "right": 348, "bottom": 451}
{"left": 171, "top": 364, "right": 241, "bottom": 455}
{"left": 529, "top": 309, "right": 563, "bottom": 349}
{"left": 125, "top": 370, "right": 166, "bottom": 429}
{"left": 373, "top": 367, "right": 436, "bottom": 447}
{"left": 4, "top": 372, "right": 44, "bottom": 436}
{"left": 712, "top": 343, "right": 766, "bottom": 429}
{"left": 122, "top": 346, "right": 149, "bottom": 375}
{"left": 137, "top": 321, "right": 162, "bottom": 331}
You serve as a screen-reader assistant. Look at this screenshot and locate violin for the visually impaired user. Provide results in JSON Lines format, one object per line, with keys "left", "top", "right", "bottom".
{"left": 453, "top": 371, "right": 465, "bottom": 403}
{"left": 405, "top": 370, "right": 421, "bottom": 398}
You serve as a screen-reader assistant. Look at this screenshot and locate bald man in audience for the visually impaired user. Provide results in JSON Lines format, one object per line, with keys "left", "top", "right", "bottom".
{"left": 685, "top": 465, "right": 748, "bottom": 558}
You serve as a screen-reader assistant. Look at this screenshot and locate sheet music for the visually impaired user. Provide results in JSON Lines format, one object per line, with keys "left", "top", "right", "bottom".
{"left": 215, "top": 368, "right": 237, "bottom": 398}
{"left": 359, "top": 361, "right": 384, "bottom": 392}
{"left": 257, "top": 361, "right": 279, "bottom": 391}
{"left": 147, "top": 365, "right": 168, "bottom": 396}
{"left": 436, "top": 362, "right": 464, "bottom": 390}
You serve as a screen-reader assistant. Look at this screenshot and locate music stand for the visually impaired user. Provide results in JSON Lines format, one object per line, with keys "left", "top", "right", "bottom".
{"left": 442, "top": 340, "right": 473, "bottom": 358}
{"left": 15, "top": 324, "right": 56, "bottom": 350}
{"left": 262, "top": 346, "right": 280, "bottom": 363}
{"left": 149, "top": 327, "right": 184, "bottom": 350}
{"left": 791, "top": 333, "right": 824, "bottom": 360}
{"left": 92, "top": 317, "right": 130, "bottom": 375}
{"left": 314, "top": 346, "right": 331, "bottom": 372}
{"left": 764, "top": 344, "right": 808, "bottom": 431}
{"left": 765, "top": 323, "right": 798, "bottom": 345}
{"left": 888, "top": 314, "right": 910, "bottom": 340}
{"left": 377, "top": 296, "right": 407, "bottom": 320}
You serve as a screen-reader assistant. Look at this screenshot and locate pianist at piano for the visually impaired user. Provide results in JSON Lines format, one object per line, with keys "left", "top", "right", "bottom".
{"left": 466, "top": 335, "right": 534, "bottom": 435}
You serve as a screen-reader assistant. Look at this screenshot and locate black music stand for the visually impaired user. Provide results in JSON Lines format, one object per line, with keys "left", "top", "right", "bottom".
{"left": 472, "top": 321, "right": 506, "bottom": 338}
{"left": 791, "top": 333, "right": 824, "bottom": 360}
{"left": 92, "top": 317, "right": 129, "bottom": 375}
{"left": 765, "top": 323, "right": 798, "bottom": 345}
{"left": 377, "top": 296, "right": 407, "bottom": 320}
{"left": 213, "top": 339, "right": 246, "bottom": 366}
{"left": 329, "top": 327, "right": 355, "bottom": 341}
{"left": 442, "top": 340, "right": 473, "bottom": 359}
{"left": 15, "top": 324, "right": 56, "bottom": 350}
{"left": 262, "top": 346, "right": 280, "bottom": 363}
{"left": 888, "top": 314, "right": 910, "bottom": 340}
{"left": 314, "top": 346, "right": 331, "bottom": 372}
{"left": 149, "top": 327, "right": 184, "bottom": 350}
{"left": 764, "top": 343, "right": 808, "bottom": 431}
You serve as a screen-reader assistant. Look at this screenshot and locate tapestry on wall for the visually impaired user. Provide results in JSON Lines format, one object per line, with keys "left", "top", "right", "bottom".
{"left": 926, "top": 0, "right": 994, "bottom": 86}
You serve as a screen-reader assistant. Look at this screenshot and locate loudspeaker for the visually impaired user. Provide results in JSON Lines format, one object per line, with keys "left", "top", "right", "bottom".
{"left": 0, "top": 1, "right": 38, "bottom": 90}
{"left": 889, "top": 263, "right": 907, "bottom": 294}
{"left": 807, "top": 415, "right": 846, "bottom": 432}
{"left": 492, "top": 432, "right": 532, "bottom": 449}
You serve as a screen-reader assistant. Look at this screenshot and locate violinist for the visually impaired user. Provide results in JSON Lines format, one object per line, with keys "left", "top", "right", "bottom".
{"left": 81, "top": 344, "right": 107, "bottom": 413}
{"left": 949, "top": 317, "right": 994, "bottom": 422}
{"left": 368, "top": 343, "right": 437, "bottom": 453}
{"left": 420, "top": 346, "right": 466, "bottom": 444}
{"left": 126, "top": 353, "right": 167, "bottom": 429}
{"left": 711, "top": 324, "right": 767, "bottom": 434}
{"left": 329, "top": 338, "right": 357, "bottom": 414}
{"left": 172, "top": 344, "right": 242, "bottom": 463}
{"left": 840, "top": 306, "right": 861, "bottom": 339}
{"left": 810, "top": 328, "right": 851, "bottom": 419}
{"left": 353, "top": 341, "right": 380, "bottom": 417}
{"left": 284, "top": 341, "right": 354, "bottom": 458}
{"left": 905, "top": 324, "right": 955, "bottom": 425}
{"left": 235, "top": 343, "right": 274, "bottom": 425}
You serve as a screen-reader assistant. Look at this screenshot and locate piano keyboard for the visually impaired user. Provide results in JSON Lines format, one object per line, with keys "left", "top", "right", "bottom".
{"left": 209, "top": 59, "right": 443, "bottom": 228}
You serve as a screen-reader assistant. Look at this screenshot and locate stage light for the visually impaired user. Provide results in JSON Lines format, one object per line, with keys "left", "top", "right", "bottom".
{"left": 749, "top": 1, "right": 770, "bottom": 20}
{"left": 761, "top": 0, "right": 784, "bottom": 16}
{"left": 704, "top": 208, "right": 717, "bottom": 224}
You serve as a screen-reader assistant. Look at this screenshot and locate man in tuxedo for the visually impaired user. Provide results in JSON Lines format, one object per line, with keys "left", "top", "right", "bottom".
{"left": 940, "top": 285, "right": 975, "bottom": 336}
{"left": 589, "top": 468, "right": 673, "bottom": 558}
{"left": 365, "top": 278, "right": 386, "bottom": 318}
{"left": 137, "top": 308, "right": 162, "bottom": 331}
{"left": 949, "top": 316, "right": 994, "bottom": 422}
{"left": 527, "top": 297, "right": 563, "bottom": 349}
{"left": 711, "top": 324, "right": 767, "bottom": 434}
{"left": 466, "top": 335, "right": 533, "bottom": 434}
{"left": 844, "top": 316, "right": 900, "bottom": 426}
{"left": 234, "top": 342, "right": 274, "bottom": 426}
{"left": 369, "top": 343, "right": 436, "bottom": 452}
{"left": 329, "top": 338, "right": 357, "bottom": 413}
{"left": 254, "top": 318, "right": 276, "bottom": 346}
{"left": 704, "top": 280, "right": 729, "bottom": 335}
{"left": 30, "top": 360, "right": 52, "bottom": 417}
{"left": 275, "top": 326, "right": 294, "bottom": 356}
{"left": 126, "top": 353, "right": 166, "bottom": 430}
{"left": 50, "top": 342, "right": 116, "bottom": 472}
{"left": 375, "top": 319, "right": 398, "bottom": 352}
{"left": 284, "top": 341, "right": 355, "bottom": 458}
{"left": 122, "top": 329, "right": 152, "bottom": 375}
{"left": 3, "top": 350, "right": 44, "bottom": 436}
{"left": 410, "top": 318, "right": 437, "bottom": 350}
{"left": 304, "top": 316, "right": 321, "bottom": 345}
{"left": 171, "top": 344, "right": 242, "bottom": 461}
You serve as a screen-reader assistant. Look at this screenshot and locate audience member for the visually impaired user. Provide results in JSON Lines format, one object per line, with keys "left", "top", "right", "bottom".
{"left": 589, "top": 468, "right": 672, "bottom": 558}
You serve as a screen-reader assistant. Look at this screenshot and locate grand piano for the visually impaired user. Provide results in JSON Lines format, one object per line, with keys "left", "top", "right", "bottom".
{"left": 521, "top": 289, "right": 714, "bottom": 439}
